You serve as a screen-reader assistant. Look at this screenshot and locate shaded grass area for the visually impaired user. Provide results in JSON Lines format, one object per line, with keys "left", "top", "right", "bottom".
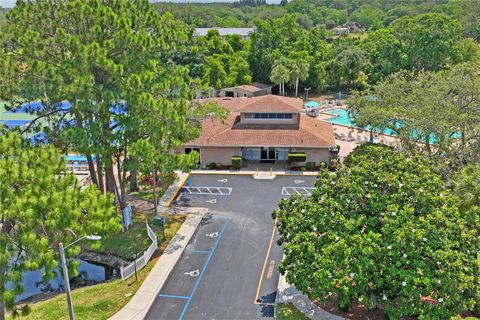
{"left": 129, "top": 173, "right": 175, "bottom": 201}
{"left": 91, "top": 211, "right": 182, "bottom": 260}
{"left": 276, "top": 303, "right": 309, "bottom": 320}
{"left": 10, "top": 214, "right": 186, "bottom": 320}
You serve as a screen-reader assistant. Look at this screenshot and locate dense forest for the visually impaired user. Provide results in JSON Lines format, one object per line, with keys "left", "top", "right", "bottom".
{"left": 156, "top": 0, "right": 480, "bottom": 96}
{"left": 2, "top": 0, "right": 479, "bottom": 96}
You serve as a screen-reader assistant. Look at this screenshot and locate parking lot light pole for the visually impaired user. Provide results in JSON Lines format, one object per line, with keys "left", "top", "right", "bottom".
{"left": 59, "top": 235, "right": 102, "bottom": 320}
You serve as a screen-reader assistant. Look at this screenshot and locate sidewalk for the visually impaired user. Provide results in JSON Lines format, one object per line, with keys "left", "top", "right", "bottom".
{"left": 276, "top": 273, "right": 344, "bottom": 320}
{"left": 109, "top": 209, "right": 206, "bottom": 320}
{"left": 110, "top": 172, "right": 203, "bottom": 320}
{"left": 190, "top": 169, "right": 319, "bottom": 176}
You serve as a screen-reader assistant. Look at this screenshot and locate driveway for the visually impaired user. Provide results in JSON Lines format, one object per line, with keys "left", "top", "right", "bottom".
{"left": 145, "top": 174, "right": 317, "bottom": 320}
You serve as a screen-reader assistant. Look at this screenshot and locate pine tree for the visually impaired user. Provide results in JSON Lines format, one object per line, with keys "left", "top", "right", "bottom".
{"left": 0, "top": 132, "right": 120, "bottom": 319}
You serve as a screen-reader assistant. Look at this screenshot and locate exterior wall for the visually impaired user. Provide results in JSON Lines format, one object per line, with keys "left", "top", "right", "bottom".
{"left": 252, "top": 87, "right": 271, "bottom": 96}
{"left": 219, "top": 87, "right": 271, "bottom": 98}
{"left": 200, "top": 147, "right": 242, "bottom": 166}
{"left": 240, "top": 113, "right": 298, "bottom": 125}
{"left": 220, "top": 88, "right": 253, "bottom": 98}
{"left": 293, "top": 148, "right": 332, "bottom": 164}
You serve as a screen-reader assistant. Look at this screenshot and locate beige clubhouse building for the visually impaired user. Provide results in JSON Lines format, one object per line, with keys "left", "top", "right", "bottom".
{"left": 184, "top": 95, "right": 337, "bottom": 168}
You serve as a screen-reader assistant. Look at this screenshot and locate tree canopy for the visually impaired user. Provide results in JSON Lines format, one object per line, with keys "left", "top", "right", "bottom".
{"left": 0, "top": 0, "right": 204, "bottom": 208}
{"left": 0, "top": 132, "right": 120, "bottom": 319}
{"left": 275, "top": 144, "right": 480, "bottom": 318}
{"left": 348, "top": 64, "right": 480, "bottom": 177}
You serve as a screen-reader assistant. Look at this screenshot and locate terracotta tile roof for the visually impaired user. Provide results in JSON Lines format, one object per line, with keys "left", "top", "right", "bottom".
{"left": 200, "top": 95, "right": 303, "bottom": 113}
{"left": 222, "top": 82, "right": 271, "bottom": 93}
{"left": 186, "top": 113, "right": 336, "bottom": 148}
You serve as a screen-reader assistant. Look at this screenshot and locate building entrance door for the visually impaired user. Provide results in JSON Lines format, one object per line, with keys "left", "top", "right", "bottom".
{"left": 260, "top": 147, "right": 276, "bottom": 162}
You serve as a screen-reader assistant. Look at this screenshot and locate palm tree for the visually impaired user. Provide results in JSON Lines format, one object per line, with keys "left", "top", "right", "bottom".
{"left": 288, "top": 51, "right": 311, "bottom": 97}
{"left": 270, "top": 62, "right": 290, "bottom": 96}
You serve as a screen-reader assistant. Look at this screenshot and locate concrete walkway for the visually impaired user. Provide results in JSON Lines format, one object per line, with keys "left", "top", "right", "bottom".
{"left": 276, "top": 273, "right": 345, "bottom": 320}
{"left": 190, "top": 169, "right": 319, "bottom": 176}
{"left": 109, "top": 209, "right": 206, "bottom": 320}
{"left": 159, "top": 171, "right": 190, "bottom": 208}
{"left": 110, "top": 172, "right": 204, "bottom": 320}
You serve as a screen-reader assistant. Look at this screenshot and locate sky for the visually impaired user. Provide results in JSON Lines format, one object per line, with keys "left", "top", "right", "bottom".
{"left": 1, "top": 0, "right": 281, "bottom": 8}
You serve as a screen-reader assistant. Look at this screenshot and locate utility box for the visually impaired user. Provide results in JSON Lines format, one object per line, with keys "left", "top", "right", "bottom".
{"left": 153, "top": 215, "right": 166, "bottom": 227}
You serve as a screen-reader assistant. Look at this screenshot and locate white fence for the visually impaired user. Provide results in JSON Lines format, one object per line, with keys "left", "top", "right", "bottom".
{"left": 120, "top": 223, "right": 158, "bottom": 281}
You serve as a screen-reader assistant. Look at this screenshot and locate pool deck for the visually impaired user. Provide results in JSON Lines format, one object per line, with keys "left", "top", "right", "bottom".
{"left": 315, "top": 108, "right": 400, "bottom": 161}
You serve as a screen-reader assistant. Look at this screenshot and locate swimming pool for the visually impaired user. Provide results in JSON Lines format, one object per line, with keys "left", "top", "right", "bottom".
{"left": 304, "top": 101, "right": 320, "bottom": 108}
{"left": 323, "top": 108, "right": 460, "bottom": 144}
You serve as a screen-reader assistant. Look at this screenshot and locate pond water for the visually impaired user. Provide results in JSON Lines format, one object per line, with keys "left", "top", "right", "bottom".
{"left": 15, "top": 259, "right": 118, "bottom": 302}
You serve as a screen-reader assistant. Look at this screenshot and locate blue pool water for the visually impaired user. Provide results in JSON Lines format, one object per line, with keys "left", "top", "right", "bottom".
{"left": 324, "top": 108, "right": 460, "bottom": 144}
{"left": 304, "top": 101, "right": 320, "bottom": 108}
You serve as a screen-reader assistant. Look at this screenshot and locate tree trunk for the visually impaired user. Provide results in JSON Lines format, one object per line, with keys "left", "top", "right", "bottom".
{"left": 96, "top": 156, "right": 105, "bottom": 193}
{"left": 105, "top": 163, "right": 120, "bottom": 206}
{"left": 86, "top": 154, "right": 98, "bottom": 188}
{"left": 295, "top": 77, "right": 299, "bottom": 97}
{"left": 152, "top": 167, "right": 158, "bottom": 215}
{"left": 129, "top": 170, "right": 139, "bottom": 192}
{"left": 117, "top": 157, "right": 127, "bottom": 209}
{"left": 0, "top": 263, "right": 5, "bottom": 320}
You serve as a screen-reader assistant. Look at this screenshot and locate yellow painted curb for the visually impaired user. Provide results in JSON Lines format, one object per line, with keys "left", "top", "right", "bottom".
{"left": 165, "top": 173, "right": 190, "bottom": 207}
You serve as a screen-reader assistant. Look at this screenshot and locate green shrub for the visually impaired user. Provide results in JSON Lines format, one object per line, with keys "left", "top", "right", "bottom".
{"left": 231, "top": 156, "right": 242, "bottom": 170}
{"left": 320, "top": 161, "right": 328, "bottom": 169}
{"left": 288, "top": 153, "right": 307, "bottom": 162}
{"left": 305, "top": 162, "right": 316, "bottom": 171}
{"left": 207, "top": 162, "right": 217, "bottom": 170}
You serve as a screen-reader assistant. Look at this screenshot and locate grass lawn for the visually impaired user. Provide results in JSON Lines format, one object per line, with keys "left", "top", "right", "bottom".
{"left": 91, "top": 211, "right": 181, "bottom": 260}
{"left": 10, "top": 214, "right": 186, "bottom": 320}
{"left": 276, "top": 303, "right": 309, "bottom": 320}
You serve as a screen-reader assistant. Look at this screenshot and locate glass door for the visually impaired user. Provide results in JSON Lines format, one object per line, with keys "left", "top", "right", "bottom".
{"left": 261, "top": 147, "right": 276, "bottom": 161}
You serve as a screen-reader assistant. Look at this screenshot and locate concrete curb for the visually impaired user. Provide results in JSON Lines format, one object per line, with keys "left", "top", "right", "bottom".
{"left": 109, "top": 210, "right": 206, "bottom": 320}
{"left": 190, "top": 170, "right": 319, "bottom": 176}
{"left": 158, "top": 171, "right": 190, "bottom": 208}
{"left": 276, "top": 272, "right": 345, "bottom": 320}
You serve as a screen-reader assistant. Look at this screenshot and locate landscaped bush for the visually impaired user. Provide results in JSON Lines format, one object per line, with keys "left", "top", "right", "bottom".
{"left": 207, "top": 162, "right": 217, "bottom": 170}
{"left": 305, "top": 162, "right": 316, "bottom": 171}
{"left": 288, "top": 153, "right": 307, "bottom": 162}
{"left": 231, "top": 156, "right": 242, "bottom": 170}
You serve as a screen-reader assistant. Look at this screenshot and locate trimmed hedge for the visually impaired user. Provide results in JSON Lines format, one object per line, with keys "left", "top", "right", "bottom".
{"left": 231, "top": 156, "right": 242, "bottom": 170}
{"left": 288, "top": 153, "right": 307, "bottom": 162}
{"left": 207, "top": 162, "right": 217, "bottom": 170}
{"left": 305, "top": 162, "right": 316, "bottom": 171}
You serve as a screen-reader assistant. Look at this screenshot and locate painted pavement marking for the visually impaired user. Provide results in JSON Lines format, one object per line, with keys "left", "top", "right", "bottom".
{"left": 181, "top": 186, "right": 232, "bottom": 195}
{"left": 281, "top": 186, "right": 315, "bottom": 196}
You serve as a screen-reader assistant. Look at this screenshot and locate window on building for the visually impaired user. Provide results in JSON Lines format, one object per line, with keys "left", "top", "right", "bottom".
{"left": 245, "top": 113, "right": 295, "bottom": 119}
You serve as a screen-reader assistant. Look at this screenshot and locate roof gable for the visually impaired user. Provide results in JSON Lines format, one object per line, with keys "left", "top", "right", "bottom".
{"left": 237, "top": 95, "right": 303, "bottom": 113}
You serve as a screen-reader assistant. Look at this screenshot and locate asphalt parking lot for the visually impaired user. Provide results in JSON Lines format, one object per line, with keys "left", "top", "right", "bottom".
{"left": 145, "top": 174, "right": 317, "bottom": 320}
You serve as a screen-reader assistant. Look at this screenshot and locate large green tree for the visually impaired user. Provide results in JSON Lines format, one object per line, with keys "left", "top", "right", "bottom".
{"left": 390, "top": 13, "right": 462, "bottom": 71}
{"left": 0, "top": 0, "right": 193, "bottom": 208}
{"left": 275, "top": 144, "right": 480, "bottom": 319}
{"left": 349, "top": 64, "right": 480, "bottom": 176}
{"left": 0, "top": 132, "right": 120, "bottom": 319}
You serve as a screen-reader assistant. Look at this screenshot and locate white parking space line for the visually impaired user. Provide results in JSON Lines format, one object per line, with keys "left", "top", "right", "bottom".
{"left": 281, "top": 186, "right": 316, "bottom": 196}
{"left": 181, "top": 186, "right": 233, "bottom": 195}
